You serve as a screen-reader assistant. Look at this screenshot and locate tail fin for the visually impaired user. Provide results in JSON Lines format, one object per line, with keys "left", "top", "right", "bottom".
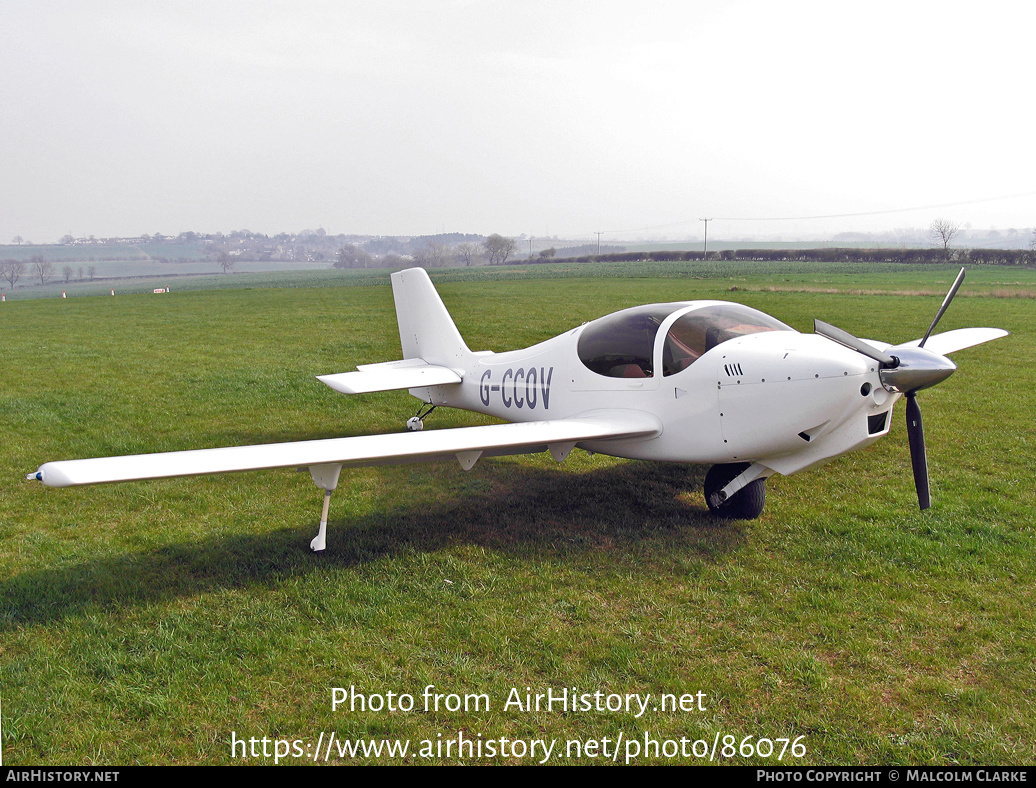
{"left": 391, "top": 268, "right": 471, "bottom": 366}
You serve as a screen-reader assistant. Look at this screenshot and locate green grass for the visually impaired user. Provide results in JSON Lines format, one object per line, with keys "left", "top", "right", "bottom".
{"left": 1, "top": 264, "right": 1033, "bottom": 764}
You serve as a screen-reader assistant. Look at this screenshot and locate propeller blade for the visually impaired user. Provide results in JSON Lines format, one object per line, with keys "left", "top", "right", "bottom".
{"left": 919, "top": 267, "right": 965, "bottom": 348}
{"left": 905, "top": 392, "right": 930, "bottom": 510}
{"left": 814, "top": 319, "right": 897, "bottom": 367}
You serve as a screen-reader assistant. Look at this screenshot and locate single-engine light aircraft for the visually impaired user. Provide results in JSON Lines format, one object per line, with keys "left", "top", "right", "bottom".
{"left": 30, "top": 267, "right": 1006, "bottom": 550}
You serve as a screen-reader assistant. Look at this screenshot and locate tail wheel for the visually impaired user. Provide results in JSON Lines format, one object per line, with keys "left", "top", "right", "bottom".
{"left": 704, "top": 462, "right": 766, "bottom": 520}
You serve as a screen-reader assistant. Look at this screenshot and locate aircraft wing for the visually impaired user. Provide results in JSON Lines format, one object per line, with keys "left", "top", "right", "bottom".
{"left": 29, "top": 411, "right": 661, "bottom": 488}
{"left": 896, "top": 327, "right": 1008, "bottom": 356}
{"left": 318, "top": 359, "right": 461, "bottom": 394}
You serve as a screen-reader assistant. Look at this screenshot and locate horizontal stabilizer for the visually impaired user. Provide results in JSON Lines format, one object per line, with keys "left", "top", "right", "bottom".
{"left": 30, "top": 412, "right": 661, "bottom": 488}
{"left": 318, "top": 359, "right": 462, "bottom": 394}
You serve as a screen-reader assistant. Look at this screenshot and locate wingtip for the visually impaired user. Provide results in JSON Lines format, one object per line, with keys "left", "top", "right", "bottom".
{"left": 27, "top": 462, "right": 75, "bottom": 487}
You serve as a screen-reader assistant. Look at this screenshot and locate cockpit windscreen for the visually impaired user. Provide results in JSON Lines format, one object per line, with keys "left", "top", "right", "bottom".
{"left": 662, "top": 304, "right": 793, "bottom": 376}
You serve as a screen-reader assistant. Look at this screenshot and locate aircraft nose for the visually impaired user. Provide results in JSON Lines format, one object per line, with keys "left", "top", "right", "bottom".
{"left": 879, "top": 347, "right": 956, "bottom": 393}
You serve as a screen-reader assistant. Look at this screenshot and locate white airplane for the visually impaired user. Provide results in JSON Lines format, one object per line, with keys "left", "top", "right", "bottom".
{"left": 29, "top": 267, "right": 1006, "bottom": 551}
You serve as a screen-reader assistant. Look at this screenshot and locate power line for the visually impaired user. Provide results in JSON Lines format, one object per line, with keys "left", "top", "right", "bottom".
{"left": 715, "top": 190, "right": 1036, "bottom": 221}
{"left": 583, "top": 191, "right": 1036, "bottom": 237}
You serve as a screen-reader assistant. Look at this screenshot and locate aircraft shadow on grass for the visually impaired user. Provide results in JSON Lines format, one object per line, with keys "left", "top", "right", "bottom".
{"left": 3, "top": 460, "right": 744, "bottom": 629}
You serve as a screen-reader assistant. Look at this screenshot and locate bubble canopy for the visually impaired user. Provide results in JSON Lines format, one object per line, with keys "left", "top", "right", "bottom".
{"left": 576, "top": 303, "right": 794, "bottom": 379}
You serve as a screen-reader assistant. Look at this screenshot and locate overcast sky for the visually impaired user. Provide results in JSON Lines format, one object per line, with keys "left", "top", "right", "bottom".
{"left": 3, "top": 1, "right": 1034, "bottom": 244}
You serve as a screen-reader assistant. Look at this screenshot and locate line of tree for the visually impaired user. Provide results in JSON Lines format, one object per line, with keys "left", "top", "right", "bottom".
{"left": 333, "top": 233, "right": 525, "bottom": 270}
{"left": 550, "top": 247, "right": 1035, "bottom": 266}
{"left": 1, "top": 257, "right": 99, "bottom": 288}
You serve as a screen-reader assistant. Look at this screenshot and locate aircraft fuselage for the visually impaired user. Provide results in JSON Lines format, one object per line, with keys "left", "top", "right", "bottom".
{"left": 414, "top": 300, "right": 900, "bottom": 476}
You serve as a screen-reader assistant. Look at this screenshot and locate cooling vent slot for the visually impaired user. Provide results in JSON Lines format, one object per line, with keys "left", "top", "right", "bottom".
{"left": 797, "top": 421, "right": 829, "bottom": 442}
{"left": 724, "top": 363, "right": 743, "bottom": 377}
{"left": 868, "top": 411, "right": 890, "bottom": 435}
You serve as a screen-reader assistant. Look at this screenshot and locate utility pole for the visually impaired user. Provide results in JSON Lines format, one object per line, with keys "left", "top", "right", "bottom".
{"left": 699, "top": 218, "right": 711, "bottom": 259}
{"left": 595, "top": 231, "right": 603, "bottom": 255}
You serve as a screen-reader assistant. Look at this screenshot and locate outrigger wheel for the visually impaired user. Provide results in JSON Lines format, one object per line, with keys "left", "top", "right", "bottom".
{"left": 705, "top": 462, "right": 766, "bottom": 520}
{"left": 406, "top": 403, "right": 437, "bottom": 432}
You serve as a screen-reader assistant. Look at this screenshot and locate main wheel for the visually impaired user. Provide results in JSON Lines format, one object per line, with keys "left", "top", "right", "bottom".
{"left": 704, "top": 462, "right": 766, "bottom": 520}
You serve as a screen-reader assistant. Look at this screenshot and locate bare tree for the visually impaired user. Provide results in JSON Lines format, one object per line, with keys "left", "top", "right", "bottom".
{"left": 414, "top": 242, "right": 453, "bottom": 268}
{"left": 930, "top": 219, "right": 960, "bottom": 260}
{"left": 1, "top": 259, "right": 25, "bottom": 288}
{"left": 454, "top": 242, "right": 482, "bottom": 267}
{"left": 334, "top": 244, "right": 372, "bottom": 269}
{"left": 87, "top": 265, "right": 96, "bottom": 280}
{"left": 483, "top": 234, "right": 517, "bottom": 265}
{"left": 217, "top": 251, "right": 236, "bottom": 274}
{"left": 31, "top": 255, "right": 53, "bottom": 285}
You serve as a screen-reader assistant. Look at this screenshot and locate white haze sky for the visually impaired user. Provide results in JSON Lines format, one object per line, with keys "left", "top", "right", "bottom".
{"left": 3, "top": 0, "right": 1034, "bottom": 244}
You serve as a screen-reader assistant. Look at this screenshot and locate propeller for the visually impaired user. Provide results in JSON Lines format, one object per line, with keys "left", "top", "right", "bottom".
{"left": 814, "top": 268, "right": 969, "bottom": 510}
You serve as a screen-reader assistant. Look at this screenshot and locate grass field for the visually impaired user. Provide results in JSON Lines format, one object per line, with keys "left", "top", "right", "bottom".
{"left": 7, "top": 257, "right": 1036, "bottom": 302}
{"left": 1, "top": 262, "right": 1033, "bottom": 764}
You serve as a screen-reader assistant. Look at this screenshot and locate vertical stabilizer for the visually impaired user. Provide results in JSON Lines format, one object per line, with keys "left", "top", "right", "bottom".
{"left": 391, "top": 268, "right": 471, "bottom": 366}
